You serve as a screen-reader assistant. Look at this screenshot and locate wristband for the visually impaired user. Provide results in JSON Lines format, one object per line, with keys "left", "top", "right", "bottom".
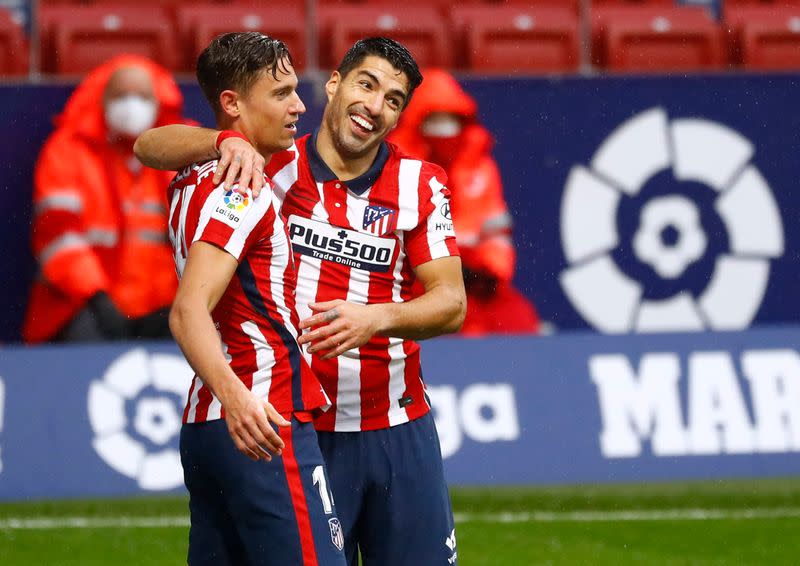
{"left": 215, "top": 130, "right": 249, "bottom": 152}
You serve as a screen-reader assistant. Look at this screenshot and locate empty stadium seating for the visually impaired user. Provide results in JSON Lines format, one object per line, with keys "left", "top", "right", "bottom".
{"left": 451, "top": 4, "right": 580, "bottom": 73}
{"left": 0, "top": 9, "right": 27, "bottom": 76}
{"left": 41, "top": 4, "right": 176, "bottom": 74}
{"left": 593, "top": 5, "right": 723, "bottom": 71}
{"left": 724, "top": 1, "right": 800, "bottom": 69}
{"left": 318, "top": 4, "right": 450, "bottom": 69}
{"left": 16, "top": 0, "right": 800, "bottom": 77}
{"left": 176, "top": 4, "right": 306, "bottom": 71}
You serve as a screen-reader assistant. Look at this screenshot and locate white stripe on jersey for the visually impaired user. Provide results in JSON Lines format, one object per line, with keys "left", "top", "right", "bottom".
{"left": 167, "top": 186, "right": 182, "bottom": 245}
{"left": 335, "top": 270, "right": 365, "bottom": 431}
{"left": 344, "top": 190, "right": 373, "bottom": 305}
{"left": 426, "top": 176, "right": 455, "bottom": 259}
{"left": 192, "top": 186, "right": 221, "bottom": 244}
{"left": 241, "top": 320, "right": 274, "bottom": 402}
{"left": 186, "top": 376, "right": 202, "bottom": 423}
{"left": 269, "top": 212, "right": 294, "bottom": 334}
{"left": 386, "top": 337, "right": 410, "bottom": 427}
{"left": 397, "top": 159, "right": 422, "bottom": 230}
{"left": 295, "top": 255, "right": 321, "bottom": 365}
{"left": 294, "top": 181, "right": 330, "bottom": 361}
{"left": 204, "top": 336, "right": 230, "bottom": 421}
{"left": 225, "top": 193, "right": 271, "bottom": 259}
{"left": 270, "top": 147, "right": 298, "bottom": 205}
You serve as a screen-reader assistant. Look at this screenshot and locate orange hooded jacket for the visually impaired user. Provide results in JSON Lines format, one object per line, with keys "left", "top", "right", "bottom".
{"left": 389, "top": 69, "right": 539, "bottom": 335}
{"left": 23, "top": 55, "right": 185, "bottom": 343}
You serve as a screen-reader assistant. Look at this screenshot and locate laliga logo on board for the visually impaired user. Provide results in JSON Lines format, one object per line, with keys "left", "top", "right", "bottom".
{"left": 87, "top": 349, "right": 192, "bottom": 490}
{"left": 560, "top": 107, "right": 784, "bottom": 333}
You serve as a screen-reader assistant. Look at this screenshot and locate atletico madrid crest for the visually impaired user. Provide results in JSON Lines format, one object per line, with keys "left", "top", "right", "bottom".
{"left": 329, "top": 518, "right": 345, "bottom": 551}
{"left": 363, "top": 205, "right": 396, "bottom": 236}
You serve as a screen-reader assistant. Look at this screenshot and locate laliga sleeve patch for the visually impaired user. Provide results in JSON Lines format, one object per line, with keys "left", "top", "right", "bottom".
{"left": 212, "top": 187, "right": 253, "bottom": 228}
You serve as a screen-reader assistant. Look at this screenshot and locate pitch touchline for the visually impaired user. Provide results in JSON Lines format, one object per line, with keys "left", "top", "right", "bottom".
{"left": 453, "top": 508, "right": 800, "bottom": 522}
{"left": 3, "top": 508, "right": 800, "bottom": 530}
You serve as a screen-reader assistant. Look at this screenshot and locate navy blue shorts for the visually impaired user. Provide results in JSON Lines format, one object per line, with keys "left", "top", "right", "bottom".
{"left": 316, "top": 412, "right": 458, "bottom": 566}
{"left": 180, "top": 417, "right": 347, "bottom": 566}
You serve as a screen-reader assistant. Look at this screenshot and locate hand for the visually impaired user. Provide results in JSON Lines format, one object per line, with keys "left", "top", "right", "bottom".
{"left": 213, "top": 136, "right": 266, "bottom": 198}
{"left": 221, "top": 384, "right": 291, "bottom": 462}
{"left": 297, "top": 300, "right": 381, "bottom": 360}
{"left": 88, "top": 291, "right": 130, "bottom": 339}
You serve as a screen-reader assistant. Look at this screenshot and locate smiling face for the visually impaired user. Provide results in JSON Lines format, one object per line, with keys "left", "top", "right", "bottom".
{"left": 322, "top": 55, "right": 410, "bottom": 159}
{"left": 235, "top": 59, "right": 305, "bottom": 155}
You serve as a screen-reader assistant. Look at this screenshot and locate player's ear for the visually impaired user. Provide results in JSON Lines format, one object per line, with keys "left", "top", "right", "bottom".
{"left": 219, "top": 90, "right": 241, "bottom": 119}
{"left": 324, "top": 71, "right": 341, "bottom": 102}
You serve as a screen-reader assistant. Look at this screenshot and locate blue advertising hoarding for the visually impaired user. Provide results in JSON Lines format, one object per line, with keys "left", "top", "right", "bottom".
{"left": 1, "top": 74, "right": 800, "bottom": 341}
{"left": 1, "top": 329, "right": 799, "bottom": 501}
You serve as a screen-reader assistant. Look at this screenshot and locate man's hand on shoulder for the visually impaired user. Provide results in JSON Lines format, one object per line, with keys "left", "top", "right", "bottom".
{"left": 297, "top": 300, "right": 384, "bottom": 360}
{"left": 213, "top": 136, "right": 267, "bottom": 198}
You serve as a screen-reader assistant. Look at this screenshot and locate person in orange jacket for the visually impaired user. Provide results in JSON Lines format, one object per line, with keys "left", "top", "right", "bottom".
{"left": 389, "top": 69, "right": 540, "bottom": 336}
{"left": 24, "top": 55, "right": 188, "bottom": 343}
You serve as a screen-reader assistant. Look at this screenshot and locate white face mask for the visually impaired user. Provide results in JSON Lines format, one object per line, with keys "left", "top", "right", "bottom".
{"left": 421, "top": 116, "right": 462, "bottom": 138}
{"left": 105, "top": 95, "right": 158, "bottom": 137}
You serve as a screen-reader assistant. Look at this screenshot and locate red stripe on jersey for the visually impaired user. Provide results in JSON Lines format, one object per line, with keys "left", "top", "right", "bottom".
{"left": 265, "top": 147, "right": 297, "bottom": 178}
{"left": 280, "top": 425, "right": 319, "bottom": 566}
{"left": 194, "top": 382, "right": 213, "bottom": 423}
{"left": 358, "top": 176, "right": 399, "bottom": 429}
{"left": 182, "top": 377, "right": 196, "bottom": 423}
{"left": 277, "top": 137, "right": 459, "bottom": 431}
{"left": 169, "top": 159, "right": 329, "bottom": 425}
{"left": 311, "top": 182, "right": 355, "bottom": 429}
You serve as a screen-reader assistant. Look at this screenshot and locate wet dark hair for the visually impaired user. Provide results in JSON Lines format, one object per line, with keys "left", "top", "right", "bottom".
{"left": 197, "top": 32, "right": 293, "bottom": 116}
{"left": 336, "top": 37, "right": 423, "bottom": 107}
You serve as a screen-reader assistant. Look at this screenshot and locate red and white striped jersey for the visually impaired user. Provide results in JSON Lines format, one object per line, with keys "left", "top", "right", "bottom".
{"left": 266, "top": 133, "right": 459, "bottom": 432}
{"left": 167, "top": 159, "right": 330, "bottom": 424}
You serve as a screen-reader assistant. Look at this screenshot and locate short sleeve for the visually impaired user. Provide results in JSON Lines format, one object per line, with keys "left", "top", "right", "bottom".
{"left": 192, "top": 179, "right": 273, "bottom": 262}
{"left": 405, "top": 167, "right": 460, "bottom": 268}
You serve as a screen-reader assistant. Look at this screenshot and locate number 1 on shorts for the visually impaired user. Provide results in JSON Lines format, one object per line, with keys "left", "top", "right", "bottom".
{"left": 312, "top": 465, "right": 335, "bottom": 514}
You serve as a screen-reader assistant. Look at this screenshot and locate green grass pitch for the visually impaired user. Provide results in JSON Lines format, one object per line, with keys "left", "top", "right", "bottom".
{"left": 2, "top": 478, "right": 800, "bottom": 565}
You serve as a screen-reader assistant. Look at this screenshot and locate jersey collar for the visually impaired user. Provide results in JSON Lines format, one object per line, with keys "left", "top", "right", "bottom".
{"left": 306, "top": 129, "right": 390, "bottom": 195}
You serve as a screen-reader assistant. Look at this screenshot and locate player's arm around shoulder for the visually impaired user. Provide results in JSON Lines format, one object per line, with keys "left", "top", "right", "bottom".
{"left": 135, "top": 125, "right": 269, "bottom": 197}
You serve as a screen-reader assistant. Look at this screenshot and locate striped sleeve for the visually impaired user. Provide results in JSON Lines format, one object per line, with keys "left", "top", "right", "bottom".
{"left": 404, "top": 164, "right": 460, "bottom": 268}
{"left": 191, "top": 178, "right": 273, "bottom": 262}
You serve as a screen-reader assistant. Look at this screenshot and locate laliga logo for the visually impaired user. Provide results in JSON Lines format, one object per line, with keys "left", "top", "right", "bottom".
{"left": 87, "top": 349, "right": 193, "bottom": 490}
{"left": 560, "top": 107, "right": 784, "bottom": 333}
{"left": 223, "top": 190, "right": 249, "bottom": 211}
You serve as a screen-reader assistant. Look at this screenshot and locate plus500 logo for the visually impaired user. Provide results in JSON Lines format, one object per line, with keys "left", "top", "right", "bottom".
{"left": 428, "top": 383, "right": 520, "bottom": 459}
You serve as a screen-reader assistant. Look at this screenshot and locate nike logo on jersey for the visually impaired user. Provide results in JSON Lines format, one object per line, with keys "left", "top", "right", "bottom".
{"left": 288, "top": 215, "right": 396, "bottom": 272}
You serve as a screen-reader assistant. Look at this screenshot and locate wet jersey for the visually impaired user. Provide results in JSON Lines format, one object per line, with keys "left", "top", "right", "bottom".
{"left": 266, "top": 133, "right": 459, "bottom": 432}
{"left": 168, "top": 160, "right": 330, "bottom": 424}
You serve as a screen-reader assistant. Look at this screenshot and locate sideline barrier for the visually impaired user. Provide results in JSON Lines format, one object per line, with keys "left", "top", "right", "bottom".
{"left": 1, "top": 329, "right": 799, "bottom": 501}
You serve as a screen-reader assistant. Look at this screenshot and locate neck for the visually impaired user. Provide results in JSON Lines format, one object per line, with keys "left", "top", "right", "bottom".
{"left": 218, "top": 120, "right": 273, "bottom": 163}
{"left": 316, "top": 125, "right": 379, "bottom": 181}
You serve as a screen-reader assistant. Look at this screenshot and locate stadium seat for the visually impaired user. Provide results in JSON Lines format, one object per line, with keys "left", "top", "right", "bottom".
{"left": 724, "top": 3, "right": 800, "bottom": 69}
{"left": 594, "top": 5, "right": 723, "bottom": 71}
{"left": 0, "top": 9, "right": 27, "bottom": 76}
{"left": 317, "top": 4, "right": 451, "bottom": 69}
{"left": 451, "top": 4, "right": 580, "bottom": 73}
{"left": 176, "top": 4, "right": 306, "bottom": 71}
{"left": 43, "top": 4, "right": 177, "bottom": 75}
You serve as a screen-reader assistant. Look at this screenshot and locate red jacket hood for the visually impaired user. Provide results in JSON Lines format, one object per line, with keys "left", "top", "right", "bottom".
{"left": 55, "top": 54, "right": 185, "bottom": 142}
{"left": 390, "top": 68, "right": 493, "bottom": 162}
